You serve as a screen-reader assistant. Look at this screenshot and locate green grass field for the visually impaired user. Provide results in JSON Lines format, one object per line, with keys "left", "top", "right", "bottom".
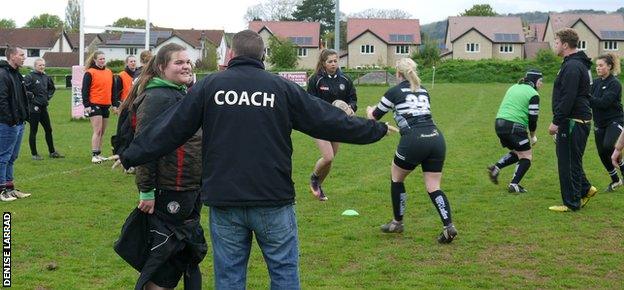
{"left": 5, "top": 84, "right": 623, "bottom": 289}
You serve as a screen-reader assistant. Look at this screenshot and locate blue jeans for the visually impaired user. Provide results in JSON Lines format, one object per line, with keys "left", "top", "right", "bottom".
{"left": 0, "top": 122, "right": 25, "bottom": 186}
{"left": 209, "top": 204, "right": 300, "bottom": 290}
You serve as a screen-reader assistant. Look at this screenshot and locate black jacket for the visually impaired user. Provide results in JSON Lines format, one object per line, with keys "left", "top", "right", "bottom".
{"left": 121, "top": 56, "right": 388, "bottom": 207}
{"left": 24, "top": 71, "right": 55, "bottom": 110}
{"left": 307, "top": 70, "right": 357, "bottom": 112}
{"left": 590, "top": 74, "right": 623, "bottom": 128}
{"left": 551, "top": 51, "right": 592, "bottom": 126}
{"left": 0, "top": 60, "right": 29, "bottom": 125}
{"left": 133, "top": 85, "right": 203, "bottom": 193}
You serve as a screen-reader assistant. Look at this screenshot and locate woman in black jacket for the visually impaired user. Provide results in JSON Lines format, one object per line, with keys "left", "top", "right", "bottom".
{"left": 117, "top": 43, "right": 205, "bottom": 290}
{"left": 306, "top": 49, "right": 357, "bottom": 201}
{"left": 24, "top": 58, "right": 63, "bottom": 160}
{"left": 591, "top": 53, "right": 623, "bottom": 192}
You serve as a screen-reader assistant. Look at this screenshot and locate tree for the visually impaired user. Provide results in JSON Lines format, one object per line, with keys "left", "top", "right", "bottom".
{"left": 292, "top": 0, "right": 335, "bottom": 33}
{"left": 244, "top": 0, "right": 301, "bottom": 21}
{"left": 111, "top": 17, "right": 146, "bottom": 29}
{"left": 267, "top": 36, "right": 298, "bottom": 69}
{"left": 64, "top": 0, "right": 80, "bottom": 33}
{"left": 616, "top": 7, "right": 624, "bottom": 14}
{"left": 0, "top": 19, "right": 16, "bottom": 29}
{"left": 196, "top": 42, "right": 218, "bottom": 71}
{"left": 412, "top": 35, "right": 440, "bottom": 67}
{"left": 349, "top": 8, "right": 412, "bottom": 19}
{"left": 460, "top": 4, "right": 497, "bottom": 16}
{"left": 25, "top": 14, "right": 63, "bottom": 28}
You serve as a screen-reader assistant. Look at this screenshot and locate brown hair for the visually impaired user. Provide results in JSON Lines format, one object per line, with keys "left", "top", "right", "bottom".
{"left": 555, "top": 28, "right": 579, "bottom": 49}
{"left": 5, "top": 46, "right": 24, "bottom": 58}
{"left": 396, "top": 58, "right": 421, "bottom": 91}
{"left": 314, "top": 49, "right": 338, "bottom": 74}
{"left": 85, "top": 50, "right": 105, "bottom": 70}
{"left": 232, "top": 30, "right": 264, "bottom": 60}
{"left": 597, "top": 53, "right": 621, "bottom": 76}
{"left": 119, "top": 43, "right": 187, "bottom": 112}
{"left": 139, "top": 50, "right": 152, "bottom": 65}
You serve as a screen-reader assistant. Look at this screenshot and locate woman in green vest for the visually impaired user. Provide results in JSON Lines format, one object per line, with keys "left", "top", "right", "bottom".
{"left": 487, "top": 70, "right": 543, "bottom": 193}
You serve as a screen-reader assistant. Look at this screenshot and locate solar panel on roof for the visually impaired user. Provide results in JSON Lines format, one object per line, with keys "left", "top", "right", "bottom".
{"left": 600, "top": 31, "right": 624, "bottom": 39}
{"left": 494, "top": 33, "right": 520, "bottom": 42}
{"left": 288, "top": 36, "right": 313, "bottom": 45}
{"left": 389, "top": 34, "right": 413, "bottom": 43}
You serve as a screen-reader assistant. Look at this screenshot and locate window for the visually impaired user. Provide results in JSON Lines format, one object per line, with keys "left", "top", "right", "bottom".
{"left": 360, "top": 44, "right": 375, "bottom": 54}
{"left": 126, "top": 48, "right": 137, "bottom": 55}
{"left": 297, "top": 48, "right": 308, "bottom": 57}
{"left": 604, "top": 41, "right": 618, "bottom": 51}
{"left": 0, "top": 48, "right": 5, "bottom": 57}
{"left": 395, "top": 45, "right": 409, "bottom": 54}
{"left": 465, "top": 43, "right": 479, "bottom": 53}
{"left": 27, "top": 49, "right": 40, "bottom": 57}
{"left": 578, "top": 40, "right": 586, "bottom": 50}
{"left": 499, "top": 44, "right": 514, "bottom": 53}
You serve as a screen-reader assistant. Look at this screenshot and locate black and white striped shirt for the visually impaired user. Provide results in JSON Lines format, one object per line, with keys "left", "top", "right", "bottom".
{"left": 372, "top": 80, "right": 434, "bottom": 130}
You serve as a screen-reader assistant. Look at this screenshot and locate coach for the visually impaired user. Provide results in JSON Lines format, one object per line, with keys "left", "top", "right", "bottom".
{"left": 120, "top": 30, "right": 393, "bottom": 289}
{"left": 547, "top": 28, "right": 597, "bottom": 212}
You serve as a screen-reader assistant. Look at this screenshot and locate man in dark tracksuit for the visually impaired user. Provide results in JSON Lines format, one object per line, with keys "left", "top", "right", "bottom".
{"left": 548, "top": 28, "right": 597, "bottom": 212}
{"left": 120, "top": 30, "right": 391, "bottom": 289}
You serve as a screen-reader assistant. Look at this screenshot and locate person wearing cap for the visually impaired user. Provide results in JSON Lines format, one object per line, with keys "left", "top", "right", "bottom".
{"left": 591, "top": 53, "right": 623, "bottom": 192}
{"left": 548, "top": 28, "right": 596, "bottom": 212}
{"left": 487, "top": 69, "right": 542, "bottom": 193}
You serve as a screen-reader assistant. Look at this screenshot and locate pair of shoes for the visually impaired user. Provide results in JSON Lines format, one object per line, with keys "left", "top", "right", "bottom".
{"left": 437, "top": 224, "right": 458, "bottom": 244}
{"left": 7, "top": 188, "right": 31, "bottom": 199}
{"left": 309, "top": 174, "right": 328, "bottom": 201}
{"left": 581, "top": 186, "right": 598, "bottom": 208}
{"left": 380, "top": 220, "right": 404, "bottom": 233}
{"left": 548, "top": 205, "right": 571, "bottom": 212}
{"left": 91, "top": 155, "right": 108, "bottom": 164}
{"left": 31, "top": 155, "right": 43, "bottom": 161}
{"left": 49, "top": 152, "right": 64, "bottom": 158}
{"left": 487, "top": 165, "right": 499, "bottom": 185}
{"left": 606, "top": 180, "right": 622, "bottom": 192}
{"left": 0, "top": 190, "right": 17, "bottom": 202}
{"left": 508, "top": 183, "right": 527, "bottom": 193}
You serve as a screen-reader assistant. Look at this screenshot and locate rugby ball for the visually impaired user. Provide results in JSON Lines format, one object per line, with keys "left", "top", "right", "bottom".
{"left": 332, "top": 100, "right": 355, "bottom": 116}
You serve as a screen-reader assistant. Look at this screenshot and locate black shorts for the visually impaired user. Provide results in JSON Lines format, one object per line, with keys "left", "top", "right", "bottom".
{"left": 394, "top": 126, "right": 445, "bottom": 172}
{"left": 88, "top": 105, "right": 110, "bottom": 118}
{"left": 495, "top": 119, "right": 531, "bottom": 151}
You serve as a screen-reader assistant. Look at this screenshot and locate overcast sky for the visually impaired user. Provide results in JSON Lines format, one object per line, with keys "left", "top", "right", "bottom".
{"left": 2, "top": 0, "right": 622, "bottom": 32}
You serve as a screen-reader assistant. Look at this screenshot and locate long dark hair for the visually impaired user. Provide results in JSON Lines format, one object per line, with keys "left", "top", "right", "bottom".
{"left": 119, "top": 43, "right": 187, "bottom": 113}
{"left": 597, "top": 53, "right": 621, "bottom": 76}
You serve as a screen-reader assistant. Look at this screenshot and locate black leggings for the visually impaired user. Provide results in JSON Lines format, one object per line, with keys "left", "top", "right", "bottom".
{"left": 594, "top": 122, "right": 623, "bottom": 175}
{"left": 29, "top": 108, "right": 55, "bottom": 156}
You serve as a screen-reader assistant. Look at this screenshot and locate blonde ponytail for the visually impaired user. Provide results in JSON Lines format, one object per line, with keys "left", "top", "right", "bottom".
{"left": 396, "top": 58, "right": 421, "bottom": 91}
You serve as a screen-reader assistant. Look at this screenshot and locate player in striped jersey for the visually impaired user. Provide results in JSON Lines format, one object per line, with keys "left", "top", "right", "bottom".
{"left": 367, "top": 58, "right": 457, "bottom": 244}
{"left": 487, "top": 70, "right": 542, "bottom": 193}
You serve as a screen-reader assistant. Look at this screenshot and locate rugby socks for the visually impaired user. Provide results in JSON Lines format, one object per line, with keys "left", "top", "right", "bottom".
{"left": 428, "top": 190, "right": 452, "bottom": 227}
{"left": 608, "top": 168, "right": 620, "bottom": 183}
{"left": 495, "top": 152, "right": 519, "bottom": 170}
{"left": 511, "top": 158, "right": 531, "bottom": 184}
{"left": 391, "top": 181, "right": 407, "bottom": 222}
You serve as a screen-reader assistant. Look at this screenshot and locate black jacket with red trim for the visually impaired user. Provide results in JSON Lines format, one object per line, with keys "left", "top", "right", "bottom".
{"left": 307, "top": 69, "right": 357, "bottom": 112}
{"left": 133, "top": 85, "right": 202, "bottom": 192}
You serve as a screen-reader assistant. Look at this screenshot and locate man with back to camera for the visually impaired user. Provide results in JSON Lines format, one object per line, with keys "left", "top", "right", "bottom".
{"left": 0, "top": 46, "right": 32, "bottom": 201}
{"left": 547, "top": 28, "right": 597, "bottom": 212}
{"left": 119, "top": 30, "right": 396, "bottom": 289}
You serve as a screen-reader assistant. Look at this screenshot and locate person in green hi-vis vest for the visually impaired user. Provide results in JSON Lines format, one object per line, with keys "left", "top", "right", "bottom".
{"left": 487, "top": 69, "right": 542, "bottom": 193}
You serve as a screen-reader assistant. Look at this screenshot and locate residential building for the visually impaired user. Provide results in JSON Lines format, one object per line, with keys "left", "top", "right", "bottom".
{"left": 444, "top": 16, "right": 525, "bottom": 60}
{"left": 0, "top": 28, "right": 71, "bottom": 67}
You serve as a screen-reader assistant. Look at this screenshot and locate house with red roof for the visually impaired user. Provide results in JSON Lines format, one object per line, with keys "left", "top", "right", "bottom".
{"left": 543, "top": 13, "right": 624, "bottom": 59}
{"left": 346, "top": 18, "right": 421, "bottom": 69}
{"left": 0, "top": 28, "right": 71, "bottom": 67}
{"left": 249, "top": 21, "right": 321, "bottom": 69}
{"left": 444, "top": 16, "right": 525, "bottom": 60}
